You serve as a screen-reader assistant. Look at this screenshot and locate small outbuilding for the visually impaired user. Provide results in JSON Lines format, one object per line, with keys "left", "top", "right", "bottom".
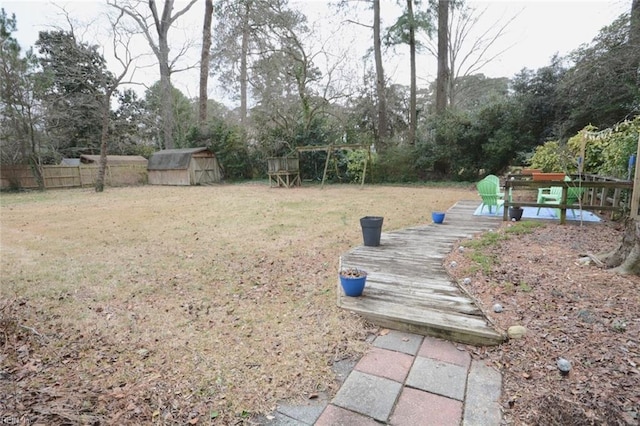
{"left": 147, "top": 147, "right": 222, "bottom": 186}
{"left": 79, "top": 154, "right": 148, "bottom": 166}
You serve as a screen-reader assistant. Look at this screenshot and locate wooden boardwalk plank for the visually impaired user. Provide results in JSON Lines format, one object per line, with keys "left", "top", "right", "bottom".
{"left": 337, "top": 200, "right": 506, "bottom": 346}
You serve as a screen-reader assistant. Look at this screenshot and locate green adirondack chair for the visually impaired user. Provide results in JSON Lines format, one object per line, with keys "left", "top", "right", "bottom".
{"left": 483, "top": 174, "right": 505, "bottom": 199}
{"left": 537, "top": 177, "right": 584, "bottom": 217}
{"left": 477, "top": 177, "right": 504, "bottom": 214}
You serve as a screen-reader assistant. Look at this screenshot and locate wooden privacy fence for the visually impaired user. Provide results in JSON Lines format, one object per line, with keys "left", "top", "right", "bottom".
{"left": 1, "top": 164, "right": 148, "bottom": 190}
{"left": 504, "top": 173, "right": 634, "bottom": 224}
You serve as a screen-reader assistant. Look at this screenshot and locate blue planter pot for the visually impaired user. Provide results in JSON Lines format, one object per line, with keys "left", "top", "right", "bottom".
{"left": 432, "top": 212, "right": 445, "bottom": 224}
{"left": 339, "top": 272, "right": 367, "bottom": 297}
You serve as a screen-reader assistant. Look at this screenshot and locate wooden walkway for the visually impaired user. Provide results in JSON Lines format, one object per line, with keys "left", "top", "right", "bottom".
{"left": 338, "top": 200, "right": 506, "bottom": 346}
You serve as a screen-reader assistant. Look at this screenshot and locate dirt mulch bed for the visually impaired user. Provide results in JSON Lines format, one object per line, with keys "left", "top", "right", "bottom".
{"left": 446, "top": 220, "right": 640, "bottom": 425}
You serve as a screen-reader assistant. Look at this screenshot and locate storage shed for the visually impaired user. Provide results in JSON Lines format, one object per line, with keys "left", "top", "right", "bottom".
{"left": 147, "top": 147, "right": 222, "bottom": 186}
{"left": 79, "top": 154, "right": 148, "bottom": 166}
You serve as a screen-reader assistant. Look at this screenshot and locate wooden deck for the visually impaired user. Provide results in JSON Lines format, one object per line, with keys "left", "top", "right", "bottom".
{"left": 338, "top": 200, "right": 506, "bottom": 346}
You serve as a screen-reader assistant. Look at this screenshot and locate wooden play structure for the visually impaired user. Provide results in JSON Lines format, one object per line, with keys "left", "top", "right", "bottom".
{"left": 267, "top": 157, "right": 301, "bottom": 188}
{"left": 268, "top": 144, "right": 371, "bottom": 188}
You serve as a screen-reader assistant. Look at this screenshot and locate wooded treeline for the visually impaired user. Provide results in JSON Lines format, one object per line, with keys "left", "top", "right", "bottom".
{"left": 1, "top": 0, "right": 638, "bottom": 185}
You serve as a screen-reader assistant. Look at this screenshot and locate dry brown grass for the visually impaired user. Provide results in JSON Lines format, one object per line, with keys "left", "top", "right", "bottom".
{"left": 1, "top": 183, "right": 475, "bottom": 424}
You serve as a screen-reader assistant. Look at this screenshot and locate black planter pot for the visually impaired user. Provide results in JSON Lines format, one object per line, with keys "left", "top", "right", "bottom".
{"left": 360, "top": 216, "right": 383, "bottom": 246}
{"left": 509, "top": 207, "right": 524, "bottom": 221}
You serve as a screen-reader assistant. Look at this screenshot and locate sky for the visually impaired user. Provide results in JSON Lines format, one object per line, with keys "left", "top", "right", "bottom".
{"left": 1, "top": 0, "right": 632, "bottom": 105}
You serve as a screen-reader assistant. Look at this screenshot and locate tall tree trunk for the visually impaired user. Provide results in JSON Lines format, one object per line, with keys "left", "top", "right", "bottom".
{"left": 199, "top": 0, "right": 213, "bottom": 128}
{"left": 448, "top": 67, "right": 455, "bottom": 107}
{"left": 95, "top": 89, "right": 114, "bottom": 192}
{"left": 112, "top": 0, "right": 197, "bottom": 149}
{"left": 240, "top": 1, "right": 251, "bottom": 127}
{"left": 373, "top": 0, "right": 388, "bottom": 149}
{"left": 157, "top": 7, "right": 174, "bottom": 150}
{"left": 436, "top": 0, "right": 450, "bottom": 113}
{"left": 27, "top": 106, "right": 44, "bottom": 190}
{"left": 159, "top": 59, "right": 173, "bottom": 149}
{"left": 407, "top": 0, "right": 417, "bottom": 146}
{"left": 151, "top": 0, "right": 178, "bottom": 149}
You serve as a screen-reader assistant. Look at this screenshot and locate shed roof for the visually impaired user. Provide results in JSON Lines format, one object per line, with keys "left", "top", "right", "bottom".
{"left": 147, "top": 147, "right": 213, "bottom": 171}
{"left": 80, "top": 155, "right": 148, "bottom": 165}
{"left": 61, "top": 158, "right": 81, "bottom": 166}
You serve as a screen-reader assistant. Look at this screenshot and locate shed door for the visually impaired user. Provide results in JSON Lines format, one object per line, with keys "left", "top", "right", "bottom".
{"left": 194, "top": 157, "right": 216, "bottom": 184}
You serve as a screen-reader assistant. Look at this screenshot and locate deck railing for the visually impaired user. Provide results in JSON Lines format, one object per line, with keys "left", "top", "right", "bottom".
{"left": 503, "top": 173, "right": 634, "bottom": 224}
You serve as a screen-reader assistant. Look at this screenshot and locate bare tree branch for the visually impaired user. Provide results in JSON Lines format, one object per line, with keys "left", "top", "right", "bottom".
{"left": 453, "top": 6, "right": 519, "bottom": 78}
{"left": 108, "top": 0, "right": 198, "bottom": 149}
{"left": 422, "top": 3, "right": 520, "bottom": 107}
{"left": 108, "top": 1, "right": 161, "bottom": 58}
{"left": 168, "top": 0, "right": 198, "bottom": 25}
{"left": 343, "top": 19, "right": 373, "bottom": 29}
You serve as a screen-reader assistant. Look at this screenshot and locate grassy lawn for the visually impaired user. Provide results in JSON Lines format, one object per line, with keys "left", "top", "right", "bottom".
{"left": 1, "top": 183, "right": 476, "bottom": 424}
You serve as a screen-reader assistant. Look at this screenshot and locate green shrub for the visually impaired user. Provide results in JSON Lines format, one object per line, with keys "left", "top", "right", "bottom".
{"left": 567, "top": 118, "right": 640, "bottom": 179}
{"left": 345, "top": 149, "right": 374, "bottom": 183}
{"left": 529, "top": 140, "right": 576, "bottom": 173}
{"left": 527, "top": 118, "right": 639, "bottom": 180}
{"left": 373, "top": 146, "right": 420, "bottom": 183}
{"left": 185, "top": 121, "right": 253, "bottom": 180}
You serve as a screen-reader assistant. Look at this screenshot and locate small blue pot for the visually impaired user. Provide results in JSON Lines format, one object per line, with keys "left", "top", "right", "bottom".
{"left": 432, "top": 212, "right": 445, "bottom": 224}
{"left": 339, "top": 274, "right": 367, "bottom": 297}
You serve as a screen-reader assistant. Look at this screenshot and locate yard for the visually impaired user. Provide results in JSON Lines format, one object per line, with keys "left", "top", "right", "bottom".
{"left": 3, "top": 183, "right": 638, "bottom": 425}
{"left": 0, "top": 183, "right": 470, "bottom": 424}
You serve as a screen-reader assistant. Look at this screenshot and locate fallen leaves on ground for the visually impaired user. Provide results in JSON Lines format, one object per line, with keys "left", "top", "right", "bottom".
{"left": 446, "top": 220, "right": 640, "bottom": 425}
{"left": 1, "top": 184, "right": 469, "bottom": 425}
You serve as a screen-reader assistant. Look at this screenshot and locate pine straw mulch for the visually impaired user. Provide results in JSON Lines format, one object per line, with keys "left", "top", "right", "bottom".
{"left": 445, "top": 219, "right": 640, "bottom": 425}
